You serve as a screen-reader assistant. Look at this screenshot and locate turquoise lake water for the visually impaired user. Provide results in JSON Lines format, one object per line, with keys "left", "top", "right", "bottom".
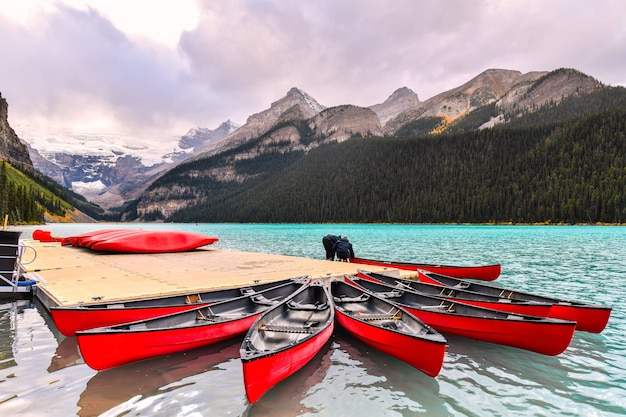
{"left": 0, "top": 224, "right": 624, "bottom": 416}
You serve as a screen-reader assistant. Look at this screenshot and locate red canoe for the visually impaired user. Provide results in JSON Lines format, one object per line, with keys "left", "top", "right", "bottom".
{"left": 51, "top": 277, "right": 304, "bottom": 336}
{"left": 330, "top": 279, "right": 447, "bottom": 377}
{"left": 89, "top": 230, "right": 219, "bottom": 253}
{"left": 76, "top": 280, "right": 306, "bottom": 370}
{"left": 357, "top": 270, "right": 553, "bottom": 318}
{"left": 350, "top": 257, "right": 501, "bottom": 281}
{"left": 418, "top": 270, "right": 612, "bottom": 333}
{"left": 32, "top": 229, "right": 64, "bottom": 243}
{"left": 240, "top": 281, "right": 334, "bottom": 403}
{"left": 347, "top": 276, "right": 576, "bottom": 356}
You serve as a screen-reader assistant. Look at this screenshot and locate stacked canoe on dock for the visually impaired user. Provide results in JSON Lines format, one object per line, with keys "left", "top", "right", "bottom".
{"left": 34, "top": 228, "right": 219, "bottom": 253}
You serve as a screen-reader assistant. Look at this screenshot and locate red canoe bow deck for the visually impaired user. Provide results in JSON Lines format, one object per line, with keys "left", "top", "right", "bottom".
{"left": 240, "top": 281, "right": 334, "bottom": 403}
{"left": 330, "top": 279, "right": 447, "bottom": 377}
{"left": 51, "top": 277, "right": 303, "bottom": 336}
{"left": 76, "top": 280, "right": 306, "bottom": 371}
{"left": 349, "top": 257, "right": 501, "bottom": 281}
{"left": 347, "top": 276, "right": 576, "bottom": 356}
{"left": 357, "top": 270, "right": 554, "bottom": 318}
{"left": 417, "top": 270, "right": 612, "bottom": 333}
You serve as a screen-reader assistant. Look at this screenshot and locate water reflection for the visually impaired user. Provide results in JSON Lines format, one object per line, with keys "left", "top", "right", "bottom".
{"left": 77, "top": 339, "right": 240, "bottom": 417}
{"left": 329, "top": 328, "right": 446, "bottom": 417}
{"left": 0, "top": 300, "right": 32, "bottom": 370}
{"left": 47, "top": 336, "right": 82, "bottom": 373}
{"left": 439, "top": 334, "right": 585, "bottom": 417}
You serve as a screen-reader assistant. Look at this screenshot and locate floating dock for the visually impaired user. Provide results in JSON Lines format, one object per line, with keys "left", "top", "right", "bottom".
{"left": 21, "top": 239, "right": 405, "bottom": 310}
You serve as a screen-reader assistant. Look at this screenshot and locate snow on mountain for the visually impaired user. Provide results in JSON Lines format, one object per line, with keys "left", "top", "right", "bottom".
{"left": 16, "top": 120, "right": 240, "bottom": 208}
{"left": 14, "top": 124, "right": 180, "bottom": 166}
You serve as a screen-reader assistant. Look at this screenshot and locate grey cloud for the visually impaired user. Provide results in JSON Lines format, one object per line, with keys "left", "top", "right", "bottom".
{"left": 1, "top": 0, "right": 626, "bottom": 143}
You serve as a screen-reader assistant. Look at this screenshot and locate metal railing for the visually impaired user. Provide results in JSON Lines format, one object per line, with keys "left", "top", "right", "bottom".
{"left": 1, "top": 239, "right": 37, "bottom": 293}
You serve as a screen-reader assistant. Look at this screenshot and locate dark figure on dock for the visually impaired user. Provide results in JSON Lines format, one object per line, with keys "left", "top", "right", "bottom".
{"left": 322, "top": 234, "right": 341, "bottom": 260}
{"left": 334, "top": 236, "right": 354, "bottom": 262}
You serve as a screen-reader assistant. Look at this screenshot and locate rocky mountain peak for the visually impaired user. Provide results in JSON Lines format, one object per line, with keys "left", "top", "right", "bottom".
{"left": 384, "top": 69, "right": 537, "bottom": 134}
{"left": 220, "top": 119, "right": 241, "bottom": 133}
{"left": 310, "top": 105, "right": 383, "bottom": 143}
{"left": 388, "top": 87, "right": 419, "bottom": 102}
{"left": 275, "top": 87, "right": 326, "bottom": 115}
{"left": 496, "top": 68, "right": 601, "bottom": 116}
{"left": 370, "top": 87, "right": 421, "bottom": 125}
{"left": 197, "top": 87, "right": 326, "bottom": 157}
{"left": 0, "top": 92, "right": 33, "bottom": 167}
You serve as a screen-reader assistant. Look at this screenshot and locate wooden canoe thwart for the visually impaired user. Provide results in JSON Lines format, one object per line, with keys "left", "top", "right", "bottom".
{"left": 350, "top": 257, "right": 501, "bottom": 281}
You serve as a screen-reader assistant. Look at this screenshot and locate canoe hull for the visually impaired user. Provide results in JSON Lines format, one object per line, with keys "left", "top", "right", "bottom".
{"left": 51, "top": 278, "right": 301, "bottom": 336}
{"left": 76, "top": 281, "right": 306, "bottom": 370}
{"left": 241, "top": 282, "right": 334, "bottom": 403}
{"left": 51, "top": 304, "right": 205, "bottom": 337}
{"left": 350, "top": 257, "right": 500, "bottom": 281}
{"left": 357, "top": 270, "right": 553, "bottom": 318}
{"left": 330, "top": 280, "right": 447, "bottom": 377}
{"left": 349, "top": 276, "right": 575, "bottom": 356}
{"left": 549, "top": 304, "right": 610, "bottom": 334}
{"left": 242, "top": 323, "right": 334, "bottom": 403}
{"left": 403, "top": 306, "right": 575, "bottom": 356}
{"left": 78, "top": 314, "right": 260, "bottom": 371}
{"left": 418, "top": 270, "right": 611, "bottom": 333}
{"left": 334, "top": 309, "right": 446, "bottom": 377}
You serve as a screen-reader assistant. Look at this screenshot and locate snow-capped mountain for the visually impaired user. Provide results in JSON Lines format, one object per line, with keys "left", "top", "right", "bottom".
{"left": 164, "top": 120, "right": 240, "bottom": 164}
{"left": 20, "top": 120, "right": 239, "bottom": 208}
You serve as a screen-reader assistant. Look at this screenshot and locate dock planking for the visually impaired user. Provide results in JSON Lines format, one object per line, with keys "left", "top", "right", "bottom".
{"left": 22, "top": 239, "right": 407, "bottom": 308}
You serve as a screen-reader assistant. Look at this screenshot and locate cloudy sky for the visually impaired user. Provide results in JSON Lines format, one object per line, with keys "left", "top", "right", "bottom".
{"left": 1, "top": 0, "right": 625, "bottom": 155}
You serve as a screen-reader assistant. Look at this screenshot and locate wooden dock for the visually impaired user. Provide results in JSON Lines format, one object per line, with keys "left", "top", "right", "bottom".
{"left": 22, "top": 239, "right": 406, "bottom": 309}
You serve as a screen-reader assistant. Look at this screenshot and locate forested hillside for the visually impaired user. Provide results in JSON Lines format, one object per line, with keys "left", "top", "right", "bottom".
{"left": 130, "top": 86, "right": 626, "bottom": 224}
{"left": 0, "top": 160, "right": 102, "bottom": 224}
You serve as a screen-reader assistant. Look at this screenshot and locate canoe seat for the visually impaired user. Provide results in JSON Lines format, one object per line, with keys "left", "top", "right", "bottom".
{"left": 420, "top": 302, "right": 455, "bottom": 312}
{"left": 287, "top": 300, "right": 328, "bottom": 311}
{"left": 333, "top": 294, "right": 370, "bottom": 303}
{"left": 259, "top": 323, "right": 317, "bottom": 334}
{"left": 196, "top": 311, "right": 247, "bottom": 321}
{"left": 376, "top": 290, "right": 403, "bottom": 298}
{"left": 240, "top": 287, "right": 257, "bottom": 296}
{"left": 251, "top": 294, "right": 279, "bottom": 306}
